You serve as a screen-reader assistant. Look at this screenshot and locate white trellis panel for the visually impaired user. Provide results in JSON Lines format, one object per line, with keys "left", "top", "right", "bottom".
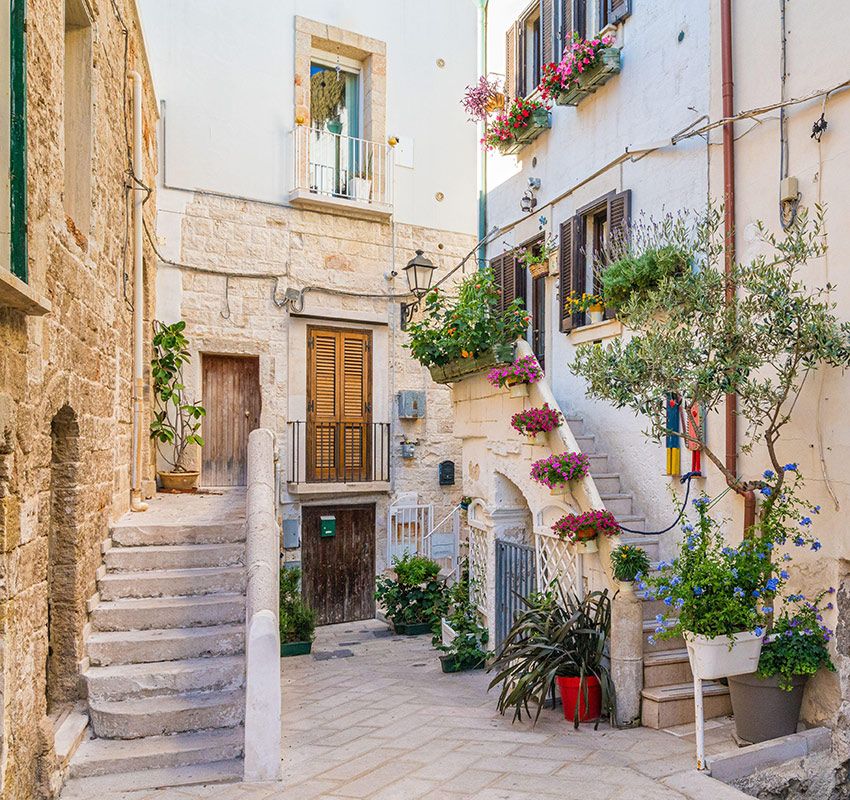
{"left": 468, "top": 526, "right": 489, "bottom": 614}
{"left": 387, "top": 503, "right": 432, "bottom": 565}
{"left": 534, "top": 529, "right": 583, "bottom": 598}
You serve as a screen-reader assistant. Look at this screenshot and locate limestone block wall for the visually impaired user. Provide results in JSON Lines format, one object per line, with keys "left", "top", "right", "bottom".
{"left": 0, "top": 1, "right": 158, "bottom": 797}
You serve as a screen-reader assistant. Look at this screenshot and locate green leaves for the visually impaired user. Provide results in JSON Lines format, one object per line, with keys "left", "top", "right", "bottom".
{"left": 375, "top": 553, "right": 449, "bottom": 628}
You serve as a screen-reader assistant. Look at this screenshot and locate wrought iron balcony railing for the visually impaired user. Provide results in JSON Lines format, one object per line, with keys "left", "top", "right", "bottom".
{"left": 287, "top": 421, "right": 391, "bottom": 484}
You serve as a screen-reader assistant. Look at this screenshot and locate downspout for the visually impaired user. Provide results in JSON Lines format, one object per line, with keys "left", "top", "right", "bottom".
{"left": 130, "top": 71, "right": 148, "bottom": 512}
{"left": 10, "top": 0, "right": 27, "bottom": 282}
{"left": 720, "top": 1, "right": 756, "bottom": 531}
{"left": 476, "top": 0, "right": 488, "bottom": 269}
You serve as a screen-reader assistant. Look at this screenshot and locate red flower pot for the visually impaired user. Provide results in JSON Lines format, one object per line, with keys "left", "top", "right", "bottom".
{"left": 572, "top": 526, "right": 597, "bottom": 542}
{"left": 556, "top": 675, "right": 601, "bottom": 722}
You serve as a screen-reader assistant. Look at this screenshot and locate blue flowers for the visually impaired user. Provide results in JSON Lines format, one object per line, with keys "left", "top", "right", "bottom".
{"left": 664, "top": 596, "right": 673, "bottom": 606}
{"left": 780, "top": 570, "right": 789, "bottom": 580}
{"left": 766, "top": 578, "right": 780, "bottom": 592}
{"left": 760, "top": 486, "right": 772, "bottom": 497}
{"left": 800, "top": 516, "right": 812, "bottom": 526}
{"left": 647, "top": 635, "right": 657, "bottom": 645}
{"left": 763, "top": 469, "right": 775, "bottom": 479}
{"left": 682, "top": 522, "right": 694, "bottom": 533}
{"left": 733, "top": 587, "right": 745, "bottom": 598}
{"left": 762, "top": 606, "right": 774, "bottom": 614}
{"left": 675, "top": 598, "right": 685, "bottom": 609}
{"left": 752, "top": 589, "right": 761, "bottom": 598}
{"left": 755, "top": 626, "right": 764, "bottom": 637}
{"left": 783, "top": 463, "right": 797, "bottom": 472}
{"left": 692, "top": 497, "right": 709, "bottom": 509}
{"left": 794, "top": 536, "right": 805, "bottom": 547}
{"left": 693, "top": 586, "right": 704, "bottom": 596}
{"left": 656, "top": 614, "right": 664, "bottom": 623}
{"left": 811, "top": 541, "right": 822, "bottom": 551}
{"left": 670, "top": 576, "right": 683, "bottom": 587}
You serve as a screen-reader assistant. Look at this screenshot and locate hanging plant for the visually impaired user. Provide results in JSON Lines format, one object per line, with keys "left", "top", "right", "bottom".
{"left": 487, "top": 355, "right": 544, "bottom": 388}
{"left": 511, "top": 404, "right": 563, "bottom": 436}
{"left": 530, "top": 451, "right": 590, "bottom": 489}
{"left": 552, "top": 510, "right": 619, "bottom": 544}
{"left": 461, "top": 75, "right": 503, "bottom": 122}
{"left": 482, "top": 96, "right": 548, "bottom": 151}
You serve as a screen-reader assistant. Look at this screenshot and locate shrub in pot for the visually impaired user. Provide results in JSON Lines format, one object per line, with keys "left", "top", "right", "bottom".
{"left": 729, "top": 589, "right": 836, "bottom": 743}
{"left": 601, "top": 245, "right": 690, "bottom": 312}
{"left": 280, "top": 567, "right": 316, "bottom": 657}
{"left": 488, "top": 584, "right": 614, "bottom": 728}
{"left": 530, "top": 451, "right": 590, "bottom": 496}
{"left": 610, "top": 544, "right": 651, "bottom": 595}
{"left": 375, "top": 553, "right": 448, "bottom": 635}
{"left": 149, "top": 320, "right": 206, "bottom": 491}
{"left": 437, "top": 560, "right": 489, "bottom": 673}
{"left": 551, "top": 509, "right": 618, "bottom": 553}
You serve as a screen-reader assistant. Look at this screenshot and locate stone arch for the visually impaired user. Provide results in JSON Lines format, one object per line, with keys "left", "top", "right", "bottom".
{"left": 47, "top": 404, "right": 82, "bottom": 711}
{"left": 491, "top": 472, "right": 534, "bottom": 547}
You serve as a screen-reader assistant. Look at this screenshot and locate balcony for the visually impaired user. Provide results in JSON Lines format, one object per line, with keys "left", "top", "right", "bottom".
{"left": 289, "top": 126, "right": 393, "bottom": 221}
{"left": 286, "top": 421, "right": 391, "bottom": 495}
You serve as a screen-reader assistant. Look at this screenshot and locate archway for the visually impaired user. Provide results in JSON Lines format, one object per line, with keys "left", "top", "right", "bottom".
{"left": 47, "top": 405, "right": 81, "bottom": 712}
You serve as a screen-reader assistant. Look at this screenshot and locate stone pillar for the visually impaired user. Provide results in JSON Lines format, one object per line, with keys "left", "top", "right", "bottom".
{"left": 611, "top": 592, "right": 644, "bottom": 726}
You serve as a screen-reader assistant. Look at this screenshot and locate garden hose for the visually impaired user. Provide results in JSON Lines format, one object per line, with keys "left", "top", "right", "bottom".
{"left": 616, "top": 471, "right": 701, "bottom": 536}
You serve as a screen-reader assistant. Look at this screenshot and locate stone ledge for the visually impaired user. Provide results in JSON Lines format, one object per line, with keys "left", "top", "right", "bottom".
{"left": 288, "top": 188, "right": 392, "bottom": 222}
{"left": 707, "top": 726, "right": 832, "bottom": 783}
{"left": 0, "top": 268, "right": 51, "bottom": 315}
{"left": 286, "top": 480, "right": 391, "bottom": 497}
{"left": 569, "top": 318, "right": 623, "bottom": 345}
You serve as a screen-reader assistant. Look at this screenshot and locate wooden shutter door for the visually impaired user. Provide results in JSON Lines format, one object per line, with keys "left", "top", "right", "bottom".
{"left": 340, "top": 331, "right": 371, "bottom": 481}
{"left": 559, "top": 0, "right": 573, "bottom": 57}
{"left": 308, "top": 330, "right": 338, "bottom": 481}
{"left": 558, "top": 217, "right": 580, "bottom": 332}
{"left": 505, "top": 23, "right": 517, "bottom": 101}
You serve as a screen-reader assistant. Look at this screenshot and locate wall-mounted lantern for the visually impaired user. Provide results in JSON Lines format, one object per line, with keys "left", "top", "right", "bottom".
{"left": 400, "top": 249, "right": 436, "bottom": 330}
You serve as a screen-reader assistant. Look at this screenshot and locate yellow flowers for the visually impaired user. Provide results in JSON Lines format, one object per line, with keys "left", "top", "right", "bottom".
{"left": 565, "top": 291, "right": 604, "bottom": 313}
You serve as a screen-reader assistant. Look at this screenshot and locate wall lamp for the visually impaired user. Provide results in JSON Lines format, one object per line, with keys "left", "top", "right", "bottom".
{"left": 400, "top": 249, "right": 436, "bottom": 331}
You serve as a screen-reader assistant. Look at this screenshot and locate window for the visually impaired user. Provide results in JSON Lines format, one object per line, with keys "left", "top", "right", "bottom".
{"left": 505, "top": 1, "right": 554, "bottom": 99}
{"left": 559, "top": 189, "right": 630, "bottom": 331}
{"left": 531, "top": 273, "right": 546, "bottom": 369}
{"left": 558, "top": 0, "right": 631, "bottom": 49}
{"left": 64, "top": 0, "right": 93, "bottom": 236}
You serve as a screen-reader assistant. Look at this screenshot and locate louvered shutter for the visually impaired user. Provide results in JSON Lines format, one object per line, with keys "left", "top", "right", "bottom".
{"left": 541, "top": 0, "right": 555, "bottom": 65}
{"left": 341, "top": 332, "right": 370, "bottom": 479}
{"left": 559, "top": 0, "right": 573, "bottom": 58}
{"left": 608, "top": 0, "right": 632, "bottom": 24}
{"left": 558, "top": 217, "right": 580, "bottom": 332}
{"left": 605, "top": 190, "right": 631, "bottom": 319}
{"left": 308, "top": 330, "right": 338, "bottom": 479}
{"left": 505, "top": 23, "right": 517, "bottom": 101}
{"left": 517, "top": 23, "right": 527, "bottom": 97}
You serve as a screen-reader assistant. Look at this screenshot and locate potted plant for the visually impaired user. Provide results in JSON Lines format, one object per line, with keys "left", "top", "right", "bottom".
{"left": 565, "top": 291, "right": 605, "bottom": 325}
{"left": 530, "top": 451, "right": 590, "bottom": 496}
{"left": 610, "top": 544, "right": 651, "bottom": 596}
{"left": 729, "top": 589, "right": 836, "bottom": 743}
{"left": 518, "top": 239, "right": 556, "bottom": 280}
{"left": 511, "top": 404, "right": 563, "bottom": 445}
{"left": 539, "top": 34, "right": 621, "bottom": 107}
{"left": 551, "top": 509, "right": 619, "bottom": 553}
{"left": 405, "top": 268, "right": 528, "bottom": 384}
{"left": 483, "top": 96, "right": 551, "bottom": 155}
{"left": 279, "top": 566, "right": 316, "bottom": 657}
{"left": 487, "top": 355, "right": 544, "bottom": 398}
{"left": 149, "top": 320, "right": 206, "bottom": 491}
{"left": 461, "top": 75, "right": 503, "bottom": 121}
{"left": 437, "top": 561, "right": 489, "bottom": 672}
{"left": 488, "top": 584, "right": 614, "bottom": 727}
{"left": 459, "top": 496, "right": 472, "bottom": 511}
{"left": 375, "top": 552, "right": 448, "bottom": 635}
{"left": 400, "top": 437, "right": 417, "bottom": 459}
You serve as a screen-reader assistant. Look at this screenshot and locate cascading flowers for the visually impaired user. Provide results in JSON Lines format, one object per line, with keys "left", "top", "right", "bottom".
{"left": 461, "top": 75, "right": 503, "bottom": 121}
{"left": 487, "top": 355, "right": 544, "bottom": 388}
{"left": 552, "top": 509, "right": 619, "bottom": 543}
{"left": 539, "top": 34, "right": 615, "bottom": 100}
{"left": 530, "top": 451, "right": 590, "bottom": 488}
{"left": 511, "top": 404, "right": 563, "bottom": 436}
{"left": 483, "top": 96, "right": 547, "bottom": 151}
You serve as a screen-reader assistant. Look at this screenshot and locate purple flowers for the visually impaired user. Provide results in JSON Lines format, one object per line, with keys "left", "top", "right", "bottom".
{"left": 511, "top": 404, "right": 563, "bottom": 436}
{"left": 530, "top": 451, "right": 590, "bottom": 488}
{"left": 487, "top": 356, "right": 544, "bottom": 389}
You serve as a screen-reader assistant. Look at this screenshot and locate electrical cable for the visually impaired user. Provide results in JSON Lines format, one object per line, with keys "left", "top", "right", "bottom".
{"left": 616, "top": 471, "right": 701, "bottom": 536}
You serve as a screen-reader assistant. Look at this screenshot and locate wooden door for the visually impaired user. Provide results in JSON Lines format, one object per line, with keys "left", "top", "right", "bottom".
{"left": 201, "top": 354, "right": 261, "bottom": 486}
{"left": 301, "top": 504, "right": 376, "bottom": 625}
{"left": 307, "top": 327, "right": 372, "bottom": 482}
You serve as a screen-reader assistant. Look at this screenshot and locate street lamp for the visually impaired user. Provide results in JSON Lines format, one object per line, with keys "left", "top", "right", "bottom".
{"left": 400, "top": 249, "right": 436, "bottom": 330}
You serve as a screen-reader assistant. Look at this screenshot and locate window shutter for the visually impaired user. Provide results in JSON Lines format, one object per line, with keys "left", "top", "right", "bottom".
{"left": 605, "top": 190, "right": 631, "bottom": 319}
{"left": 558, "top": 218, "right": 579, "bottom": 332}
{"left": 492, "top": 252, "right": 520, "bottom": 313}
{"left": 310, "top": 331, "right": 338, "bottom": 420}
{"left": 505, "top": 23, "right": 517, "bottom": 101}
{"left": 558, "top": 0, "right": 573, "bottom": 58}
{"left": 341, "top": 331, "right": 370, "bottom": 475}
{"left": 517, "top": 23, "right": 527, "bottom": 97}
{"left": 608, "top": 0, "right": 632, "bottom": 24}
{"left": 541, "top": 0, "right": 555, "bottom": 66}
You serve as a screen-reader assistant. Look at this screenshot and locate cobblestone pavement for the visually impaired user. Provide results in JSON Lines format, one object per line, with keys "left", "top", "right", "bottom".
{"left": 77, "top": 619, "right": 748, "bottom": 800}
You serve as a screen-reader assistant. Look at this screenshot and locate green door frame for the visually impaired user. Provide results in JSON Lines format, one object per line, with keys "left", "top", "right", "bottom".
{"left": 10, "top": 0, "right": 26, "bottom": 283}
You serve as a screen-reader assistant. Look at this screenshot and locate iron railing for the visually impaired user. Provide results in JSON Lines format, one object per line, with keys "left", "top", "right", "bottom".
{"left": 291, "top": 126, "right": 393, "bottom": 207}
{"left": 287, "top": 421, "right": 390, "bottom": 484}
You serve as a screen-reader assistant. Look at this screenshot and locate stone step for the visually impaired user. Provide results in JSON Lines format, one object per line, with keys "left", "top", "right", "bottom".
{"left": 643, "top": 649, "right": 693, "bottom": 688}
{"left": 105, "top": 543, "right": 245, "bottom": 573}
{"left": 91, "top": 593, "right": 245, "bottom": 632}
{"left": 563, "top": 416, "right": 585, "bottom": 436}
{"left": 643, "top": 619, "right": 686, "bottom": 653}
{"left": 85, "top": 656, "right": 245, "bottom": 701}
{"left": 89, "top": 689, "right": 245, "bottom": 739}
{"left": 61, "top": 758, "right": 243, "bottom": 796}
{"left": 590, "top": 473, "right": 621, "bottom": 494}
{"left": 601, "top": 492, "right": 633, "bottom": 516}
{"left": 87, "top": 625, "right": 244, "bottom": 666}
{"left": 110, "top": 523, "right": 246, "bottom": 548}
{"left": 640, "top": 593, "right": 669, "bottom": 621}
{"left": 586, "top": 453, "right": 609, "bottom": 472}
{"left": 98, "top": 567, "right": 246, "bottom": 601}
{"left": 641, "top": 681, "right": 731, "bottom": 729}
{"left": 68, "top": 727, "right": 244, "bottom": 778}
{"left": 619, "top": 533, "right": 659, "bottom": 561}
{"left": 574, "top": 434, "right": 596, "bottom": 452}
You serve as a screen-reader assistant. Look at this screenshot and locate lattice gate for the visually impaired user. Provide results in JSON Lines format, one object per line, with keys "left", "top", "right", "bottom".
{"left": 494, "top": 539, "right": 537, "bottom": 650}
{"left": 534, "top": 529, "right": 583, "bottom": 597}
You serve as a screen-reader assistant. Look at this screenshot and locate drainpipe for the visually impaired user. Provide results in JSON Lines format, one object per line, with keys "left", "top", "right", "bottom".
{"left": 130, "top": 71, "right": 148, "bottom": 512}
{"left": 720, "top": 1, "right": 756, "bottom": 532}
{"left": 476, "top": 0, "right": 489, "bottom": 269}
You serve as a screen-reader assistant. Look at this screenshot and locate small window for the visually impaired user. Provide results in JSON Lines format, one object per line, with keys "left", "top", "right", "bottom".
{"left": 64, "top": 0, "right": 93, "bottom": 236}
{"left": 506, "top": 1, "right": 555, "bottom": 99}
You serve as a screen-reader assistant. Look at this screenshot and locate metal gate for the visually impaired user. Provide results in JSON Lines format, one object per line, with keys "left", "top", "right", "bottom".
{"left": 495, "top": 539, "right": 537, "bottom": 650}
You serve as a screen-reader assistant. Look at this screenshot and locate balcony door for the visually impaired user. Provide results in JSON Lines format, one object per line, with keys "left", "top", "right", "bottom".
{"left": 307, "top": 327, "right": 372, "bottom": 482}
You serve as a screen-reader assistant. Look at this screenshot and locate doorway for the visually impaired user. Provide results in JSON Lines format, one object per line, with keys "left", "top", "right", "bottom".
{"left": 201, "top": 354, "right": 261, "bottom": 486}
{"left": 301, "top": 504, "right": 376, "bottom": 625}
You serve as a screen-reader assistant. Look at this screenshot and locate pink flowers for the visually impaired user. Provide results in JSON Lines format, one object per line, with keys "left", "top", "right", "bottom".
{"left": 511, "top": 404, "right": 563, "bottom": 436}
{"left": 530, "top": 451, "right": 590, "bottom": 488}
{"left": 552, "top": 510, "right": 619, "bottom": 543}
{"left": 461, "top": 75, "right": 502, "bottom": 122}
{"left": 487, "top": 355, "right": 544, "bottom": 388}
{"left": 482, "top": 96, "right": 546, "bottom": 150}
{"left": 539, "top": 35, "right": 615, "bottom": 100}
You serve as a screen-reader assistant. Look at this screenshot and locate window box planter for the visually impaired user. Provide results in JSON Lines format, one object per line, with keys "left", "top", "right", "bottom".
{"left": 528, "top": 259, "right": 550, "bottom": 279}
{"left": 684, "top": 630, "right": 763, "bottom": 680}
{"left": 554, "top": 48, "right": 622, "bottom": 107}
{"left": 280, "top": 640, "right": 313, "bottom": 657}
{"left": 440, "top": 653, "right": 485, "bottom": 673}
{"left": 394, "top": 621, "right": 432, "bottom": 636}
{"left": 496, "top": 107, "right": 552, "bottom": 155}
{"left": 428, "top": 343, "right": 514, "bottom": 385}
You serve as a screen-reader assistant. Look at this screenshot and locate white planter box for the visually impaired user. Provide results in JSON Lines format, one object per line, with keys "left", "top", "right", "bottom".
{"left": 350, "top": 177, "right": 372, "bottom": 202}
{"left": 685, "top": 630, "right": 763, "bottom": 680}
{"left": 441, "top": 618, "right": 457, "bottom": 648}
{"left": 509, "top": 383, "right": 528, "bottom": 398}
{"left": 574, "top": 539, "right": 598, "bottom": 554}
{"left": 616, "top": 580, "right": 635, "bottom": 597}
{"left": 526, "top": 432, "right": 546, "bottom": 446}
{"left": 589, "top": 310, "right": 605, "bottom": 324}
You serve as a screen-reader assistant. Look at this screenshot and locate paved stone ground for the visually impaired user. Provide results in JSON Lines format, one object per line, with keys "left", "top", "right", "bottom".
{"left": 84, "top": 619, "right": 750, "bottom": 800}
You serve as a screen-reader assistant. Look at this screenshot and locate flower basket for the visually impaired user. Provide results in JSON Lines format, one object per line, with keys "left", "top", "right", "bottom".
{"left": 497, "top": 107, "right": 552, "bottom": 155}
{"left": 684, "top": 630, "right": 763, "bottom": 680}
{"left": 554, "top": 48, "right": 622, "bottom": 107}
{"left": 527, "top": 432, "right": 547, "bottom": 446}
{"left": 428, "top": 343, "right": 513, "bottom": 385}
{"left": 528, "top": 259, "right": 550, "bottom": 279}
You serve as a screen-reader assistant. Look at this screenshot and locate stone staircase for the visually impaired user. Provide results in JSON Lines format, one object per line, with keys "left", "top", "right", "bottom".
{"left": 62, "top": 492, "right": 249, "bottom": 796}
{"left": 564, "top": 416, "right": 732, "bottom": 729}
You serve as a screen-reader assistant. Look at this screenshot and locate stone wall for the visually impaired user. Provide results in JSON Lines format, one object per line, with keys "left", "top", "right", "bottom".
{"left": 0, "top": 1, "right": 158, "bottom": 797}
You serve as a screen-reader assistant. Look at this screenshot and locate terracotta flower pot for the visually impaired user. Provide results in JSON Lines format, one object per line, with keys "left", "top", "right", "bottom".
{"left": 158, "top": 471, "right": 200, "bottom": 492}
{"left": 728, "top": 672, "right": 807, "bottom": 743}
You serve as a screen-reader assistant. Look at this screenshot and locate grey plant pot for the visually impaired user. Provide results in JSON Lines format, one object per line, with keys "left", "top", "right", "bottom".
{"left": 728, "top": 672, "right": 807, "bottom": 744}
